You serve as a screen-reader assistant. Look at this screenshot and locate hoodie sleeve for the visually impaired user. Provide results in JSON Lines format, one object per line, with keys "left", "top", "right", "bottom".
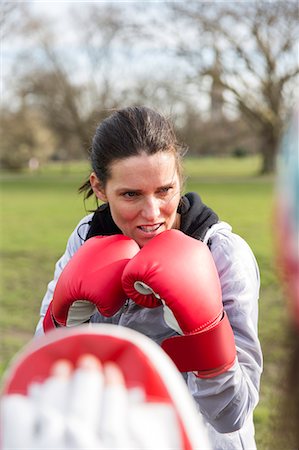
{"left": 35, "top": 215, "right": 93, "bottom": 336}
{"left": 187, "top": 225, "right": 263, "bottom": 433}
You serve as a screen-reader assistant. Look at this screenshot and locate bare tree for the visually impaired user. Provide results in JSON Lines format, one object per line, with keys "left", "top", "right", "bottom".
{"left": 0, "top": 104, "right": 56, "bottom": 170}
{"left": 4, "top": 2, "right": 297, "bottom": 172}
{"left": 4, "top": 4, "right": 130, "bottom": 161}
{"left": 0, "top": 1, "right": 25, "bottom": 40}
{"left": 165, "top": 1, "right": 299, "bottom": 173}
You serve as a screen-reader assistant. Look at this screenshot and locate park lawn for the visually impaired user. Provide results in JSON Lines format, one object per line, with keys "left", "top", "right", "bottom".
{"left": 0, "top": 156, "right": 292, "bottom": 449}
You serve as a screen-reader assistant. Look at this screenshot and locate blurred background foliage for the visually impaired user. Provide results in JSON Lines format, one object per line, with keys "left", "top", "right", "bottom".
{"left": 1, "top": 1, "right": 298, "bottom": 173}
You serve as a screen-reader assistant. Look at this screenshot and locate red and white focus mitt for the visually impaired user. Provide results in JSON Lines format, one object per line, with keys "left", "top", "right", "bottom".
{"left": 1, "top": 325, "right": 211, "bottom": 450}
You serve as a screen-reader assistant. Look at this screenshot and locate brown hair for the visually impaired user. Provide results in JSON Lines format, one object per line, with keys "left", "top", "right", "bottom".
{"left": 79, "top": 106, "right": 187, "bottom": 200}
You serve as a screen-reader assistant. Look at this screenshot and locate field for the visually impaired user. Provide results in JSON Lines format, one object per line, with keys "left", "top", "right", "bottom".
{"left": 0, "top": 156, "right": 295, "bottom": 448}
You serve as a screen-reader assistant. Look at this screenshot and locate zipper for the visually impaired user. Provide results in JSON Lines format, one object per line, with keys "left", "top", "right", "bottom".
{"left": 122, "top": 298, "right": 130, "bottom": 313}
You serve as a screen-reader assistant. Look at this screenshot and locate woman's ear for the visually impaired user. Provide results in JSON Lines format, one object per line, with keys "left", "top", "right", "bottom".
{"left": 90, "top": 172, "right": 107, "bottom": 202}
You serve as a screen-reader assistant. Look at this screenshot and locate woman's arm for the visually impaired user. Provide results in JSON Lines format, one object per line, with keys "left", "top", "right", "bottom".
{"left": 188, "top": 228, "right": 262, "bottom": 433}
{"left": 35, "top": 215, "right": 93, "bottom": 336}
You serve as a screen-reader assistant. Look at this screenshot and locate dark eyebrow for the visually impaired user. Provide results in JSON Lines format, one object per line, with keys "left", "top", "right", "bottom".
{"left": 159, "top": 183, "right": 173, "bottom": 188}
{"left": 117, "top": 187, "right": 142, "bottom": 192}
{"left": 156, "top": 183, "right": 175, "bottom": 190}
{"left": 117, "top": 182, "right": 174, "bottom": 192}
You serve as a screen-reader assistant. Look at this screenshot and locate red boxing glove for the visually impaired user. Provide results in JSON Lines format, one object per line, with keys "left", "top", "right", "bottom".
{"left": 122, "top": 230, "right": 236, "bottom": 378}
{"left": 43, "top": 235, "right": 140, "bottom": 332}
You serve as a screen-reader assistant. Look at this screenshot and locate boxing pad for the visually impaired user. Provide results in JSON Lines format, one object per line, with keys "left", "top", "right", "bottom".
{"left": 43, "top": 235, "right": 140, "bottom": 331}
{"left": 1, "top": 325, "right": 212, "bottom": 450}
{"left": 122, "top": 230, "right": 236, "bottom": 378}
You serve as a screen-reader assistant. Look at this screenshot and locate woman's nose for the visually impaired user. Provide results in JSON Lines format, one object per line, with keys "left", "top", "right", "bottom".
{"left": 141, "top": 197, "right": 160, "bottom": 221}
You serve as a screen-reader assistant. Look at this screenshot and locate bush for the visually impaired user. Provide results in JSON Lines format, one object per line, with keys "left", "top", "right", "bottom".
{"left": 232, "top": 147, "right": 248, "bottom": 158}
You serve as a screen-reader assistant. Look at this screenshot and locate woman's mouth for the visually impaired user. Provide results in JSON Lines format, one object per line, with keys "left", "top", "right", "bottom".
{"left": 138, "top": 224, "right": 163, "bottom": 233}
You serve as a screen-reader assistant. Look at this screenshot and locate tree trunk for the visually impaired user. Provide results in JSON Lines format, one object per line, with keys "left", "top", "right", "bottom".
{"left": 259, "top": 129, "right": 279, "bottom": 174}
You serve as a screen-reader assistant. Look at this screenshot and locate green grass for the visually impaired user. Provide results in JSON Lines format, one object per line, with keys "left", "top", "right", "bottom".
{"left": 0, "top": 156, "right": 294, "bottom": 448}
{"left": 184, "top": 154, "right": 262, "bottom": 179}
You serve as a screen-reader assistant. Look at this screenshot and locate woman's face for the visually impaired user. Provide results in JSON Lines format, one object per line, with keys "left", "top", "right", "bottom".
{"left": 90, "top": 151, "right": 181, "bottom": 248}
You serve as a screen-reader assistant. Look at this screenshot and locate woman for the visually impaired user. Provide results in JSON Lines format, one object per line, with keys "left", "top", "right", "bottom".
{"left": 36, "top": 106, "right": 262, "bottom": 450}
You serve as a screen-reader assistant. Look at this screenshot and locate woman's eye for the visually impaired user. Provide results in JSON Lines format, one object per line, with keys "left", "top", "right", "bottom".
{"left": 123, "top": 191, "right": 138, "bottom": 198}
{"left": 159, "top": 187, "right": 172, "bottom": 195}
